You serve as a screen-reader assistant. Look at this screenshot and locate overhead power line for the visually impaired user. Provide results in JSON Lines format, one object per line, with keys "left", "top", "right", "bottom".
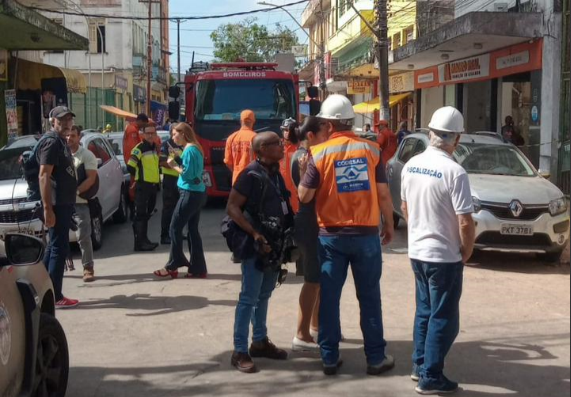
{"left": 27, "top": 0, "right": 309, "bottom": 21}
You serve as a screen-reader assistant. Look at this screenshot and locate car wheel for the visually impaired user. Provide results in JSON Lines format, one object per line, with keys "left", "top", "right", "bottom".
{"left": 113, "top": 190, "right": 128, "bottom": 224}
{"left": 91, "top": 210, "right": 103, "bottom": 251}
{"left": 393, "top": 212, "right": 400, "bottom": 229}
{"left": 537, "top": 251, "right": 563, "bottom": 263}
{"left": 33, "top": 313, "right": 69, "bottom": 397}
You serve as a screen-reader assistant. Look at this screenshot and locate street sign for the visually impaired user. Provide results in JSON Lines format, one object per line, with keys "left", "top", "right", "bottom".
{"left": 292, "top": 45, "right": 308, "bottom": 57}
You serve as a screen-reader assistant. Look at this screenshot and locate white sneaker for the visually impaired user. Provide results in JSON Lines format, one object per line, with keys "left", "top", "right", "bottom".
{"left": 311, "top": 329, "right": 346, "bottom": 342}
{"left": 292, "top": 337, "right": 320, "bottom": 352}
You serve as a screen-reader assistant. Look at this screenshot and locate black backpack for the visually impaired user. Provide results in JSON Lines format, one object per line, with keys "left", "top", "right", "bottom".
{"left": 22, "top": 134, "right": 59, "bottom": 201}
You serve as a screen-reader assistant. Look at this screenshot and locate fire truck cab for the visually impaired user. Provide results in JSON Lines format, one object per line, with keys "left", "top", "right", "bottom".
{"left": 185, "top": 62, "right": 299, "bottom": 198}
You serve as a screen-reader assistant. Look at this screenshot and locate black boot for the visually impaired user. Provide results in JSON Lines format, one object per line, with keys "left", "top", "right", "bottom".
{"left": 140, "top": 221, "right": 159, "bottom": 251}
{"left": 134, "top": 222, "right": 158, "bottom": 252}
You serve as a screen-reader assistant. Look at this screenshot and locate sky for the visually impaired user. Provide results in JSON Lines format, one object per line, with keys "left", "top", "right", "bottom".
{"left": 167, "top": 0, "right": 308, "bottom": 77}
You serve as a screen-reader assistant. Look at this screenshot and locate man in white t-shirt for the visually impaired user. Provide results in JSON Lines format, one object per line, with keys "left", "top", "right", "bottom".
{"left": 67, "top": 126, "right": 98, "bottom": 282}
{"left": 401, "top": 107, "right": 475, "bottom": 395}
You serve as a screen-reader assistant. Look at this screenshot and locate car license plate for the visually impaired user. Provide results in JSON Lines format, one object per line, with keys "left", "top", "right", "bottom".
{"left": 500, "top": 224, "right": 534, "bottom": 236}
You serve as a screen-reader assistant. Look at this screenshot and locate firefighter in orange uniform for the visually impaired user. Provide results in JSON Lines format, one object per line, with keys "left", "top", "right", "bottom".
{"left": 279, "top": 118, "right": 300, "bottom": 213}
{"left": 224, "top": 110, "right": 257, "bottom": 185}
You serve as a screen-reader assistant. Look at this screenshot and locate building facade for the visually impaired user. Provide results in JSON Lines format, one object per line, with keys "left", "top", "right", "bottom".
{"left": 37, "top": 0, "right": 170, "bottom": 130}
{"left": 391, "top": 0, "right": 563, "bottom": 176}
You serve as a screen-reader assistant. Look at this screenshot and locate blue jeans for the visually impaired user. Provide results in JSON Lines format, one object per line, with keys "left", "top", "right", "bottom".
{"left": 44, "top": 204, "right": 74, "bottom": 301}
{"left": 318, "top": 234, "right": 387, "bottom": 366}
{"left": 166, "top": 190, "right": 207, "bottom": 274}
{"left": 411, "top": 260, "right": 464, "bottom": 380}
{"left": 233, "top": 257, "right": 279, "bottom": 353}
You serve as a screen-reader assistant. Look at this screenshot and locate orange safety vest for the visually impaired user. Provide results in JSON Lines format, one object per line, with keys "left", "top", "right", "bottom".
{"left": 312, "top": 131, "right": 381, "bottom": 228}
{"left": 224, "top": 127, "right": 256, "bottom": 185}
{"left": 280, "top": 142, "right": 299, "bottom": 213}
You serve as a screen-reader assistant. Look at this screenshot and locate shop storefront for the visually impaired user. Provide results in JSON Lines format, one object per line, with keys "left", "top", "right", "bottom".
{"left": 0, "top": 0, "right": 88, "bottom": 144}
{"left": 414, "top": 40, "right": 544, "bottom": 167}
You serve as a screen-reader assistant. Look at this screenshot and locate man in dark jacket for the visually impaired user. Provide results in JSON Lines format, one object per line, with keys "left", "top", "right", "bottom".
{"left": 226, "top": 132, "right": 292, "bottom": 374}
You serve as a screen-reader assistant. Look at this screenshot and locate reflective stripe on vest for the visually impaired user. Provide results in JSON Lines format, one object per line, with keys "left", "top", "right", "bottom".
{"left": 312, "top": 132, "right": 381, "bottom": 228}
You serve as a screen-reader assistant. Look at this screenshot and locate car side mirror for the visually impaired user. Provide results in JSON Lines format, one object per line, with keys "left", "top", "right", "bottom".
{"left": 539, "top": 169, "right": 551, "bottom": 179}
{"left": 4, "top": 234, "right": 45, "bottom": 266}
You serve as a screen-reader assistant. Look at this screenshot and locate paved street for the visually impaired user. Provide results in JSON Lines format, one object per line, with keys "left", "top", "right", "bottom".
{"left": 58, "top": 202, "right": 571, "bottom": 397}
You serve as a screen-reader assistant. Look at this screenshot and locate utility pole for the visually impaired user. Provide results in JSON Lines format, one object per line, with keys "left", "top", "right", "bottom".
{"left": 318, "top": 0, "right": 327, "bottom": 95}
{"left": 377, "top": 0, "right": 390, "bottom": 122}
{"left": 147, "top": 0, "right": 153, "bottom": 115}
{"left": 351, "top": 1, "right": 390, "bottom": 122}
{"left": 177, "top": 19, "right": 181, "bottom": 83}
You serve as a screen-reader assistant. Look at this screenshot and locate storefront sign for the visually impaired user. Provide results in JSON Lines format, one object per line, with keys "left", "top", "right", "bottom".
{"left": 348, "top": 79, "right": 371, "bottom": 95}
{"left": 439, "top": 54, "right": 491, "bottom": 84}
{"left": 115, "top": 76, "right": 128, "bottom": 91}
{"left": 4, "top": 90, "right": 18, "bottom": 138}
{"left": 389, "top": 72, "right": 414, "bottom": 93}
{"left": 0, "top": 49, "right": 7, "bottom": 82}
{"left": 414, "top": 40, "right": 543, "bottom": 90}
{"left": 496, "top": 50, "right": 530, "bottom": 70}
{"left": 133, "top": 85, "right": 146, "bottom": 102}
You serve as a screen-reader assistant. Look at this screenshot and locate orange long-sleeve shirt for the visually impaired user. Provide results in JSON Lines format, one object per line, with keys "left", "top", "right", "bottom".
{"left": 280, "top": 142, "right": 299, "bottom": 213}
{"left": 224, "top": 127, "right": 256, "bottom": 185}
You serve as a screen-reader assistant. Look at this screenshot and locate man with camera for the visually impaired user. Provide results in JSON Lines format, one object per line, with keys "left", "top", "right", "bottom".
{"left": 226, "top": 131, "right": 294, "bottom": 374}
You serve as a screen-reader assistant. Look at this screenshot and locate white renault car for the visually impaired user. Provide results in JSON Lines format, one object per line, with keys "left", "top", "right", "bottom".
{"left": 387, "top": 132, "right": 570, "bottom": 262}
{"left": 0, "top": 133, "right": 129, "bottom": 250}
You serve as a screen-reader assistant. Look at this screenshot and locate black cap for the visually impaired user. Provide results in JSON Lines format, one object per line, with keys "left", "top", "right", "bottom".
{"left": 136, "top": 113, "right": 149, "bottom": 122}
{"left": 50, "top": 106, "right": 76, "bottom": 119}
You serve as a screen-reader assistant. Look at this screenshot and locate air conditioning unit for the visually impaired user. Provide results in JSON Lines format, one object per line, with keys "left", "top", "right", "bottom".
{"left": 494, "top": 3, "right": 509, "bottom": 11}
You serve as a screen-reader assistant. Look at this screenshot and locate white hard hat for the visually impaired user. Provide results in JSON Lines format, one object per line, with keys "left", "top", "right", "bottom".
{"left": 318, "top": 94, "right": 356, "bottom": 121}
{"left": 428, "top": 106, "right": 465, "bottom": 134}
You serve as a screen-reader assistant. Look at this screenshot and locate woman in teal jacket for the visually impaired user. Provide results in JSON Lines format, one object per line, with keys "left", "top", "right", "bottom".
{"left": 154, "top": 123, "right": 208, "bottom": 279}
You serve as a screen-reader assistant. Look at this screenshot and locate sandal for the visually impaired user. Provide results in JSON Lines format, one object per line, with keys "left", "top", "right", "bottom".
{"left": 153, "top": 269, "right": 179, "bottom": 279}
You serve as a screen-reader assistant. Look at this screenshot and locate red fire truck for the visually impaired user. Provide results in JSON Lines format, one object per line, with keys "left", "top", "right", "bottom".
{"left": 184, "top": 62, "right": 299, "bottom": 198}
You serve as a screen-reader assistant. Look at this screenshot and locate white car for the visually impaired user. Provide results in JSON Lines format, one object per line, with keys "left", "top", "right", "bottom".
{"left": 0, "top": 133, "right": 129, "bottom": 250}
{"left": 387, "top": 132, "right": 570, "bottom": 262}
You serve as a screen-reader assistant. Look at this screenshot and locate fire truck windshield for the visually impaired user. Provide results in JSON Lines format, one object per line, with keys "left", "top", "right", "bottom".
{"left": 195, "top": 79, "right": 297, "bottom": 122}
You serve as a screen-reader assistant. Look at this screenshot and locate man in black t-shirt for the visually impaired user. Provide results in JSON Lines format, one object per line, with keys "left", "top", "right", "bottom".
{"left": 38, "top": 106, "right": 79, "bottom": 308}
{"left": 227, "top": 132, "right": 291, "bottom": 374}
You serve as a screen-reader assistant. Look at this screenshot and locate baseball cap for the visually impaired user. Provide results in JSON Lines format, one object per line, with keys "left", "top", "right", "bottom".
{"left": 241, "top": 110, "right": 256, "bottom": 124}
{"left": 50, "top": 106, "right": 76, "bottom": 119}
{"left": 136, "top": 113, "right": 149, "bottom": 123}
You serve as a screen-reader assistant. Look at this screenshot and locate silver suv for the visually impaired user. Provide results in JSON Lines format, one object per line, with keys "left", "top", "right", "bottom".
{"left": 0, "top": 234, "right": 69, "bottom": 396}
{"left": 387, "top": 133, "right": 570, "bottom": 262}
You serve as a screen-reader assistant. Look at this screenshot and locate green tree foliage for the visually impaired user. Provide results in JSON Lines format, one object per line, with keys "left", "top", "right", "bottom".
{"left": 211, "top": 18, "right": 300, "bottom": 62}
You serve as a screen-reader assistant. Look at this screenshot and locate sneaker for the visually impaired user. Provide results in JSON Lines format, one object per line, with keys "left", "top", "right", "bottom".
{"left": 367, "top": 354, "right": 396, "bottom": 376}
{"left": 56, "top": 297, "right": 79, "bottom": 309}
{"left": 292, "top": 337, "right": 319, "bottom": 352}
{"left": 415, "top": 375, "right": 459, "bottom": 395}
{"left": 411, "top": 364, "right": 421, "bottom": 382}
{"left": 231, "top": 352, "right": 258, "bottom": 374}
{"left": 323, "top": 359, "right": 343, "bottom": 376}
{"left": 249, "top": 337, "right": 288, "bottom": 360}
{"left": 83, "top": 266, "right": 95, "bottom": 283}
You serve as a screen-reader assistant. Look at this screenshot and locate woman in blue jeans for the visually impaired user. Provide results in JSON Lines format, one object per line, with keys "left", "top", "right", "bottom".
{"left": 154, "top": 123, "right": 208, "bottom": 279}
